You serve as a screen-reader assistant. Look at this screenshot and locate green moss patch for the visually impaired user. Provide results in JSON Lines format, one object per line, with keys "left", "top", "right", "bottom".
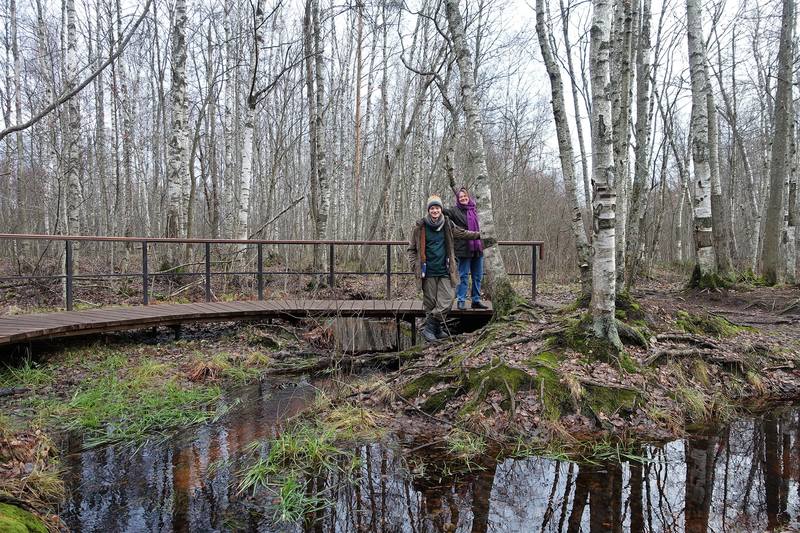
{"left": 688, "top": 266, "right": 736, "bottom": 290}
{"left": 490, "top": 279, "right": 527, "bottom": 318}
{"left": 582, "top": 385, "right": 640, "bottom": 421}
{"left": 675, "top": 310, "right": 750, "bottom": 337}
{"left": 526, "top": 352, "right": 570, "bottom": 421}
{"left": 459, "top": 361, "right": 534, "bottom": 416}
{"left": 0, "top": 504, "right": 47, "bottom": 533}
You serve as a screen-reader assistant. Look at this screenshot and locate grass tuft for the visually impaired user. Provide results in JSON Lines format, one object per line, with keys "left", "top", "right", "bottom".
{"left": 0, "top": 358, "right": 54, "bottom": 389}
{"left": 445, "top": 428, "right": 487, "bottom": 462}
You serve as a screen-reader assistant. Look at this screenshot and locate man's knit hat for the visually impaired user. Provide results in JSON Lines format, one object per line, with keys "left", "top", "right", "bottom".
{"left": 427, "top": 195, "right": 443, "bottom": 210}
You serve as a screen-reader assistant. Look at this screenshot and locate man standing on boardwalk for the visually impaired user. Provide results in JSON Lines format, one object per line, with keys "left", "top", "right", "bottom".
{"left": 407, "top": 195, "right": 481, "bottom": 342}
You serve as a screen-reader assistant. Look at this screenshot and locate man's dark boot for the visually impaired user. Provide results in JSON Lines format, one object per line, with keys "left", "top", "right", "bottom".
{"left": 471, "top": 301, "right": 489, "bottom": 310}
{"left": 422, "top": 318, "right": 438, "bottom": 342}
{"left": 435, "top": 319, "right": 449, "bottom": 339}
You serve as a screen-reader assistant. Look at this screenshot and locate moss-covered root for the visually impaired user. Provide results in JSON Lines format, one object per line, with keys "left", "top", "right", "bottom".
{"left": 675, "top": 310, "right": 750, "bottom": 337}
{"left": 563, "top": 315, "right": 624, "bottom": 363}
{"left": 688, "top": 265, "right": 735, "bottom": 290}
{"left": 0, "top": 504, "right": 47, "bottom": 533}
{"left": 490, "top": 279, "right": 527, "bottom": 318}
{"left": 459, "top": 362, "right": 533, "bottom": 416}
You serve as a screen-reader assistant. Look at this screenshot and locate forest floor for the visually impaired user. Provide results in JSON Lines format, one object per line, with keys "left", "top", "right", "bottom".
{"left": 1, "top": 273, "right": 800, "bottom": 529}
{"left": 349, "top": 281, "right": 800, "bottom": 466}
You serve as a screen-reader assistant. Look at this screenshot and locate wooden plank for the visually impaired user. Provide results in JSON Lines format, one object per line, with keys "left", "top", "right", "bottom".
{"left": 0, "top": 298, "right": 462, "bottom": 347}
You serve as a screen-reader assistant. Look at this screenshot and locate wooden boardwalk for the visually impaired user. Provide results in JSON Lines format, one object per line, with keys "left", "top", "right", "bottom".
{"left": 0, "top": 300, "right": 493, "bottom": 346}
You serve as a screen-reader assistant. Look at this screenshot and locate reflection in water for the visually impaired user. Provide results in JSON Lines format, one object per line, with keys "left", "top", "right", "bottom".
{"left": 61, "top": 399, "right": 800, "bottom": 532}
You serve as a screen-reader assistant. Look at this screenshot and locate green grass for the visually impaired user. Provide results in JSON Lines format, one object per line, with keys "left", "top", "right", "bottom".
{"left": 445, "top": 428, "right": 487, "bottom": 462}
{"left": 235, "top": 411, "right": 373, "bottom": 523}
{"left": 62, "top": 375, "right": 221, "bottom": 448}
{"left": 0, "top": 358, "right": 55, "bottom": 388}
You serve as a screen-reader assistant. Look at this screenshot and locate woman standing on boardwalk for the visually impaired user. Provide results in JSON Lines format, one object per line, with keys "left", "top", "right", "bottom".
{"left": 407, "top": 195, "right": 481, "bottom": 342}
{"left": 444, "top": 187, "right": 487, "bottom": 310}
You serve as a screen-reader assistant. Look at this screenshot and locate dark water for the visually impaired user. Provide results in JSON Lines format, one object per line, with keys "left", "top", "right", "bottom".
{"left": 60, "top": 381, "right": 800, "bottom": 532}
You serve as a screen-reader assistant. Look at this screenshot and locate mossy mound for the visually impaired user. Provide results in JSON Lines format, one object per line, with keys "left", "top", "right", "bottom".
{"left": 490, "top": 279, "right": 528, "bottom": 318}
{"left": 526, "top": 352, "right": 570, "bottom": 420}
{"left": 559, "top": 314, "right": 647, "bottom": 363}
{"left": 402, "top": 359, "right": 534, "bottom": 416}
{"left": 0, "top": 504, "right": 47, "bottom": 533}
{"left": 675, "top": 310, "right": 749, "bottom": 337}
{"left": 688, "top": 266, "right": 736, "bottom": 290}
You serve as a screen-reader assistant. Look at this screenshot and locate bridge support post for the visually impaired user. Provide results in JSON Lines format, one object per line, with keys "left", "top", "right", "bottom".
{"left": 205, "top": 242, "right": 212, "bottom": 302}
{"left": 328, "top": 243, "right": 335, "bottom": 288}
{"left": 395, "top": 317, "right": 401, "bottom": 352}
{"left": 142, "top": 241, "right": 149, "bottom": 305}
{"left": 385, "top": 244, "right": 392, "bottom": 299}
{"left": 410, "top": 317, "right": 416, "bottom": 346}
{"left": 65, "top": 240, "right": 73, "bottom": 311}
{"left": 531, "top": 244, "right": 538, "bottom": 301}
{"left": 257, "top": 243, "right": 264, "bottom": 300}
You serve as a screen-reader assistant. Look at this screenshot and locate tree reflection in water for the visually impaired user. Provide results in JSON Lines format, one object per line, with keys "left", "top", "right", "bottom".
{"left": 61, "top": 401, "right": 800, "bottom": 532}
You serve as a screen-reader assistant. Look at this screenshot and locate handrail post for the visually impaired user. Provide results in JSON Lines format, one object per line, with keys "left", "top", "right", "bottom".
{"left": 205, "top": 242, "right": 212, "bottom": 302}
{"left": 65, "top": 240, "right": 73, "bottom": 311}
{"left": 385, "top": 244, "right": 392, "bottom": 299}
{"left": 142, "top": 240, "right": 149, "bottom": 305}
{"left": 531, "top": 244, "right": 538, "bottom": 301}
{"left": 257, "top": 243, "right": 264, "bottom": 300}
{"left": 328, "top": 243, "right": 335, "bottom": 288}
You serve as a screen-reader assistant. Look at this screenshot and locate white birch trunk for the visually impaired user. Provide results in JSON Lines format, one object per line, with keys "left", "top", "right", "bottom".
{"left": 686, "top": 0, "right": 715, "bottom": 279}
{"left": 313, "top": 0, "right": 330, "bottom": 245}
{"left": 166, "top": 0, "right": 188, "bottom": 264}
{"left": 558, "top": 0, "right": 592, "bottom": 207}
{"left": 612, "top": 0, "right": 635, "bottom": 289}
{"left": 535, "top": 0, "right": 591, "bottom": 300}
{"left": 590, "top": 0, "right": 621, "bottom": 348}
{"left": 64, "top": 0, "right": 81, "bottom": 236}
{"left": 239, "top": 0, "right": 264, "bottom": 246}
{"left": 223, "top": 0, "right": 236, "bottom": 237}
{"left": 444, "top": 0, "right": 513, "bottom": 308}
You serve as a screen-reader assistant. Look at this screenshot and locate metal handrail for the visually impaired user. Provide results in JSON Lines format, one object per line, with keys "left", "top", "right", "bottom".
{"left": 0, "top": 233, "right": 544, "bottom": 310}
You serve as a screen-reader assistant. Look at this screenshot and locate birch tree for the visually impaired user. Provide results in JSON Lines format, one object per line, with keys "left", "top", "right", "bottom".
{"left": 240, "top": 0, "right": 265, "bottom": 245}
{"left": 166, "top": 0, "right": 188, "bottom": 253}
{"left": 761, "top": 0, "right": 795, "bottom": 285}
{"left": 443, "top": 0, "right": 514, "bottom": 311}
{"left": 686, "top": 0, "right": 716, "bottom": 283}
{"left": 535, "top": 0, "right": 591, "bottom": 300}
{"left": 64, "top": 0, "right": 81, "bottom": 236}
{"left": 589, "top": 0, "right": 622, "bottom": 348}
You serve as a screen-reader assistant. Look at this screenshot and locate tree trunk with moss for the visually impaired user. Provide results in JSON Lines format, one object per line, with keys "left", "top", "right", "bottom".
{"left": 762, "top": 0, "right": 795, "bottom": 285}
{"left": 535, "top": 0, "right": 591, "bottom": 301}
{"left": 444, "top": 0, "right": 515, "bottom": 313}
{"left": 589, "top": 0, "right": 622, "bottom": 349}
